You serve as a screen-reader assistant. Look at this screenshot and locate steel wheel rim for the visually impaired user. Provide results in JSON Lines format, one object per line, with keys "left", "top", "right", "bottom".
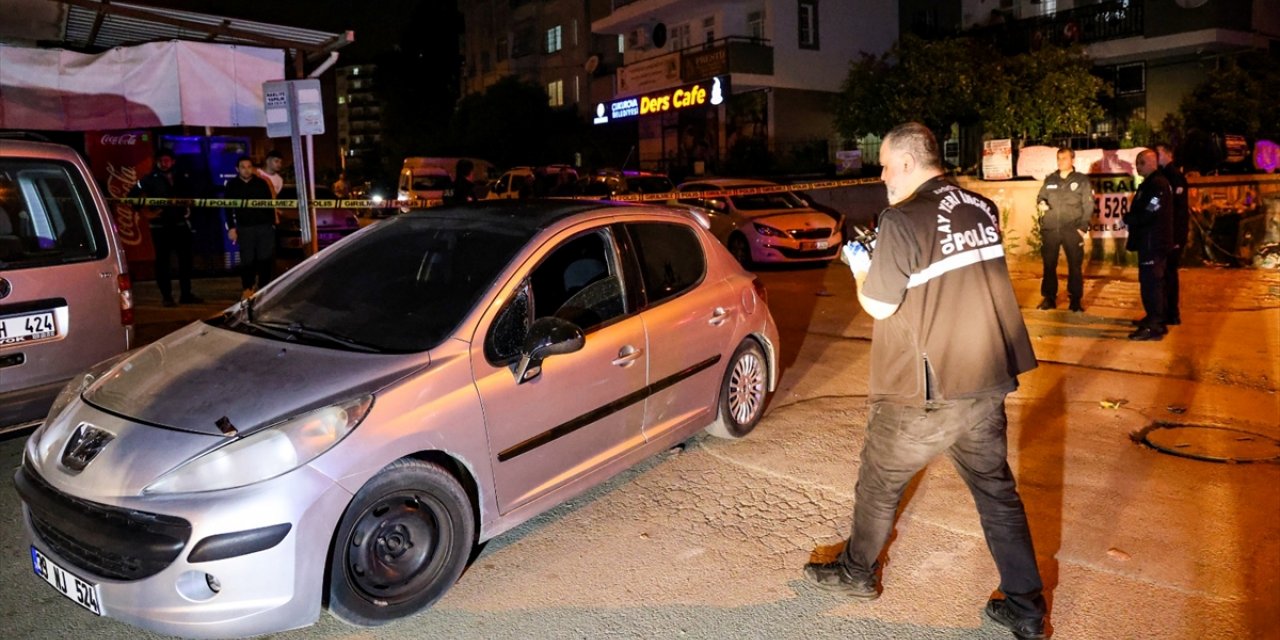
{"left": 345, "top": 492, "right": 446, "bottom": 604}
{"left": 728, "top": 351, "right": 764, "bottom": 425}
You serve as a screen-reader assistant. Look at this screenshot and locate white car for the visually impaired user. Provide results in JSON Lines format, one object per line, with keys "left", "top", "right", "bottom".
{"left": 676, "top": 178, "right": 843, "bottom": 266}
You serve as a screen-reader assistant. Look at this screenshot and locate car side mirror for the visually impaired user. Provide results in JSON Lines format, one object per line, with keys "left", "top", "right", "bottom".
{"left": 513, "top": 317, "right": 585, "bottom": 383}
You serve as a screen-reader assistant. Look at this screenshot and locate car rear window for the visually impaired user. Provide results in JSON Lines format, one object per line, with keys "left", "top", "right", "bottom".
{"left": 627, "top": 222, "right": 705, "bottom": 306}
{"left": 224, "top": 215, "right": 529, "bottom": 352}
{"left": 0, "top": 159, "right": 106, "bottom": 270}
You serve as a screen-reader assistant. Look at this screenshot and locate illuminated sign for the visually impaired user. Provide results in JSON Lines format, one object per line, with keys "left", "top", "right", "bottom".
{"left": 595, "top": 76, "right": 728, "bottom": 125}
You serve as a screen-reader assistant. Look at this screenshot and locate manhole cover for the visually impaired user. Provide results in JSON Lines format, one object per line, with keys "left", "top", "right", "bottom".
{"left": 1132, "top": 423, "right": 1280, "bottom": 464}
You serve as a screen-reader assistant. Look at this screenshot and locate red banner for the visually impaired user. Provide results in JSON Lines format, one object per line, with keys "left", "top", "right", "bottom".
{"left": 84, "top": 130, "right": 155, "bottom": 276}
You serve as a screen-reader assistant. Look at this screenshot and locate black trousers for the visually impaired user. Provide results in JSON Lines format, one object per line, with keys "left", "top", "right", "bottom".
{"left": 839, "top": 396, "right": 1045, "bottom": 620}
{"left": 1165, "top": 247, "right": 1182, "bottom": 322}
{"left": 237, "top": 225, "right": 276, "bottom": 291}
{"left": 1040, "top": 228, "right": 1084, "bottom": 303}
{"left": 1138, "top": 255, "right": 1167, "bottom": 329}
{"left": 151, "top": 224, "right": 194, "bottom": 300}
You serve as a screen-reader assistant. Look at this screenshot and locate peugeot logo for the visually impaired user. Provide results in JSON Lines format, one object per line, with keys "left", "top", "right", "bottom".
{"left": 61, "top": 423, "right": 115, "bottom": 473}
{"left": 0, "top": 277, "right": 10, "bottom": 300}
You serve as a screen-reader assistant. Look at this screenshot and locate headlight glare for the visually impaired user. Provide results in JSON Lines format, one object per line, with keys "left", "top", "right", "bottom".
{"left": 144, "top": 395, "right": 373, "bottom": 494}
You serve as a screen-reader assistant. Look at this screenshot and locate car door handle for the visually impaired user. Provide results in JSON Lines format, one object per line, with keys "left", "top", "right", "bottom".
{"left": 611, "top": 345, "right": 644, "bottom": 367}
{"left": 709, "top": 307, "right": 730, "bottom": 326}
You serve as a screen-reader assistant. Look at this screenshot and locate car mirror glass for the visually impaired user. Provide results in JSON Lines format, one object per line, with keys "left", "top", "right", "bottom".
{"left": 512, "top": 317, "right": 585, "bottom": 383}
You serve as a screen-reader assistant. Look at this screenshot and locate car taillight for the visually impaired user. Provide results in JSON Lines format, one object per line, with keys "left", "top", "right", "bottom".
{"left": 751, "top": 276, "right": 768, "bottom": 305}
{"left": 118, "top": 273, "right": 134, "bottom": 326}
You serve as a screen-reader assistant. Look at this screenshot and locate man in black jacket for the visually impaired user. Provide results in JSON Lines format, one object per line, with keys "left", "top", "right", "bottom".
{"left": 1156, "top": 143, "right": 1189, "bottom": 325}
{"left": 1035, "top": 147, "right": 1094, "bottom": 312}
{"left": 224, "top": 156, "right": 275, "bottom": 299}
{"left": 130, "top": 149, "right": 202, "bottom": 307}
{"left": 1125, "top": 150, "right": 1174, "bottom": 341}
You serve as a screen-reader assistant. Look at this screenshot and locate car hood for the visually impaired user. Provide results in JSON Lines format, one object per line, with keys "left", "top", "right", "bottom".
{"left": 740, "top": 209, "right": 837, "bottom": 229}
{"left": 84, "top": 321, "right": 427, "bottom": 436}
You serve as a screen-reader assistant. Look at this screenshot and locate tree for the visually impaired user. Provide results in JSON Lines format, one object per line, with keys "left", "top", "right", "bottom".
{"left": 835, "top": 36, "right": 995, "bottom": 143}
{"left": 447, "top": 76, "right": 585, "bottom": 168}
{"left": 1177, "top": 50, "right": 1280, "bottom": 140}
{"left": 834, "top": 38, "right": 1107, "bottom": 147}
{"left": 983, "top": 45, "right": 1108, "bottom": 142}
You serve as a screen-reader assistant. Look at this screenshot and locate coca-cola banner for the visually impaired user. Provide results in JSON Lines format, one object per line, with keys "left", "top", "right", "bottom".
{"left": 85, "top": 130, "right": 156, "bottom": 272}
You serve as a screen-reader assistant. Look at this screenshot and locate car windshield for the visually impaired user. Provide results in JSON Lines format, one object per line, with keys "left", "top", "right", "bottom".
{"left": 413, "top": 174, "right": 452, "bottom": 191}
{"left": 628, "top": 176, "right": 674, "bottom": 194}
{"left": 209, "top": 215, "right": 528, "bottom": 352}
{"left": 728, "top": 190, "right": 808, "bottom": 211}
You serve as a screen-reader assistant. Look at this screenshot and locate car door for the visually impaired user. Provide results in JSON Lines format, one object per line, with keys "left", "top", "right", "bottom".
{"left": 678, "top": 183, "right": 735, "bottom": 242}
{"left": 472, "top": 224, "right": 648, "bottom": 513}
{"left": 624, "top": 221, "right": 738, "bottom": 442}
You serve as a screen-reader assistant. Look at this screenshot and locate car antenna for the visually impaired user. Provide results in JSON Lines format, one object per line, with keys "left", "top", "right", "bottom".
{"left": 621, "top": 145, "right": 636, "bottom": 172}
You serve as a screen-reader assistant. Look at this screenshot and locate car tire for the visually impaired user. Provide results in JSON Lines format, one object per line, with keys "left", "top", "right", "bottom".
{"left": 327, "top": 458, "right": 475, "bottom": 627}
{"left": 728, "top": 234, "right": 753, "bottom": 268}
{"left": 706, "top": 339, "right": 769, "bottom": 439}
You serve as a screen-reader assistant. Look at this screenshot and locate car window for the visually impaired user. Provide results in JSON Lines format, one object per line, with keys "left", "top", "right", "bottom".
{"left": 627, "top": 222, "right": 705, "bottom": 306}
{"left": 224, "top": 216, "right": 529, "bottom": 353}
{"left": 486, "top": 228, "right": 626, "bottom": 363}
{"left": 729, "top": 191, "right": 806, "bottom": 210}
{"left": 413, "top": 174, "right": 452, "bottom": 191}
{"left": 629, "top": 177, "right": 674, "bottom": 194}
{"left": 0, "top": 159, "right": 105, "bottom": 269}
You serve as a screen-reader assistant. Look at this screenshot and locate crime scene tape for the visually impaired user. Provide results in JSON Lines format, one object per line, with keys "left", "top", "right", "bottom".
{"left": 104, "top": 176, "right": 884, "bottom": 209}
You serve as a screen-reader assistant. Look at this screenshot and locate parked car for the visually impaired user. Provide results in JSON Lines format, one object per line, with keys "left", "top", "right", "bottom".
{"left": 276, "top": 186, "right": 362, "bottom": 252}
{"left": 623, "top": 170, "right": 675, "bottom": 195}
{"left": 486, "top": 165, "right": 579, "bottom": 199}
{"left": 676, "top": 178, "right": 844, "bottom": 266}
{"left": 0, "top": 136, "right": 133, "bottom": 434}
{"left": 16, "top": 200, "right": 779, "bottom": 637}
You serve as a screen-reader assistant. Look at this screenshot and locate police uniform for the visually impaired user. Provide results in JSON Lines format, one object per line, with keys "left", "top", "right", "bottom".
{"left": 1125, "top": 172, "right": 1174, "bottom": 334}
{"left": 131, "top": 166, "right": 197, "bottom": 304}
{"left": 1159, "top": 164, "right": 1189, "bottom": 324}
{"left": 838, "top": 176, "right": 1045, "bottom": 624}
{"left": 1036, "top": 170, "right": 1093, "bottom": 309}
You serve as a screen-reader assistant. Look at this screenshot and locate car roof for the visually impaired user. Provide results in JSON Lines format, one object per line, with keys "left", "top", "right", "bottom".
{"left": 0, "top": 138, "right": 82, "bottom": 160}
{"left": 401, "top": 199, "right": 658, "bottom": 236}
{"left": 679, "top": 177, "right": 778, "bottom": 188}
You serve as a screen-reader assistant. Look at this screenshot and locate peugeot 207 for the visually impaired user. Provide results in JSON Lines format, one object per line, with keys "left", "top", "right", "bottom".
{"left": 15, "top": 200, "right": 780, "bottom": 637}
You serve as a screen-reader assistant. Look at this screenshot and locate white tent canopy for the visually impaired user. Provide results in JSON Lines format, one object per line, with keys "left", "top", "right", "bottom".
{"left": 0, "top": 40, "right": 282, "bottom": 130}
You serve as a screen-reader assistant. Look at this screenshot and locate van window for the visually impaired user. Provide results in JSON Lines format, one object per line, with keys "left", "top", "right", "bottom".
{"left": 0, "top": 159, "right": 106, "bottom": 270}
{"left": 412, "top": 172, "right": 453, "bottom": 192}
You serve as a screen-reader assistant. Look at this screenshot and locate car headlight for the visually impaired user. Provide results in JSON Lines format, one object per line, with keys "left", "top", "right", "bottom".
{"left": 752, "top": 222, "right": 786, "bottom": 238}
{"left": 43, "top": 350, "right": 136, "bottom": 430}
{"left": 143, "top": 395, "right": 373, "bottom": 494}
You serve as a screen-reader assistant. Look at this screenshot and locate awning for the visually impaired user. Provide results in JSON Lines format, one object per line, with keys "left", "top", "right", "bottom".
{"left": 0, "top": 40, "right": 282, "bottom": 130}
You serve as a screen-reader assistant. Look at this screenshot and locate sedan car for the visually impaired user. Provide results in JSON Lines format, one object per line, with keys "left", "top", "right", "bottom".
{"left": 15, "top": 200, "right": 780, "bottom": 638}
{"left": 276, "top": 186, "right": 362, "bottom": 252}
{"left": 677, "top": 178, "right": 843, "bottom": 266}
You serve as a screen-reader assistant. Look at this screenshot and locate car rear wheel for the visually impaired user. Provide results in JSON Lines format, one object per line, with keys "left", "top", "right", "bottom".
{"left": 728, "top": 234, "right": 753, "bottom": 268}
{"left": 706, "top": 339, "right": 768, "bottom": 439}
{"left": 328, "top": 458, "right": 474, "bottom": 626}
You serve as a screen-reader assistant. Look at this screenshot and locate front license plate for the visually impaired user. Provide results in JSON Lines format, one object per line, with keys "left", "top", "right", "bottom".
{"left": 0, "top": 311, "right": 58, "bottom": 346}
{"left": 31, "top": 546, "right": 102, "bottom": 616}
{"left": 815, "top": 239, "right": 829, "bottom": 250}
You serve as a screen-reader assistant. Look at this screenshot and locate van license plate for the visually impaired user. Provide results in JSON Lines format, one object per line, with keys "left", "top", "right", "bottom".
{"left": 31, "top": 546, "right": 102, "bottom": 615}
{"left": 0, "top": 311, "right": 57, "bottom": 346}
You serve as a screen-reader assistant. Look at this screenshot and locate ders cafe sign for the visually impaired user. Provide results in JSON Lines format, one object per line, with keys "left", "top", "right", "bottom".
{"left": 594, "top": 76, "right": 727, "bottom": 125}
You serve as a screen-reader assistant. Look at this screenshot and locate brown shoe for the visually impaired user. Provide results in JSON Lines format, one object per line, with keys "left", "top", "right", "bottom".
{"left": 802, "top": 561, "right": 880, "bottom": 600}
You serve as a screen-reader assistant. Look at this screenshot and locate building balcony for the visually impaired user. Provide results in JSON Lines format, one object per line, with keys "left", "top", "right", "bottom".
{"left": 679, "top": 37, "right": 773, "bottom": 81}
{"left": 969, "top": 0, "right": 1144, "bottom": 52}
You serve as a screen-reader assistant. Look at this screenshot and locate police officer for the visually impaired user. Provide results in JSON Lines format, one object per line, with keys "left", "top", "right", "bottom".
{"left": 1155, "top": 143, "right": 1188, "bottom": 325}
{"left": 804, "top": 123, "right": 1047, "bottom": 640}
{"left": 1035, "top": 147, "right": 1093, "bottom": 312}
{"left": 1125, "top": 149, "right": 1174, "bottom": 341}
{"left": 130, "top": 149, "right": 202, "bottom": 307}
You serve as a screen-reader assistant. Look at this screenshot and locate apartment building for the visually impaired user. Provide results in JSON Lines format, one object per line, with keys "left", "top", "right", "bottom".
{"left": 335, "top": 64, "right": 383, "bottom": 174}
{"left": 591, "top": 1, "right": 898, "bottom": 175}
{"left": 460, "top": 0, "right": 625, "bottom": 121}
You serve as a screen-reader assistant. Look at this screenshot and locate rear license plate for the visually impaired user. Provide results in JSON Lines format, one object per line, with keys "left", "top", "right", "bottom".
{"left": 0, "top": 311, "right": 57, "bottom": 346}
{"left": 31, "top": 546, "right": 102, "bottom": 616}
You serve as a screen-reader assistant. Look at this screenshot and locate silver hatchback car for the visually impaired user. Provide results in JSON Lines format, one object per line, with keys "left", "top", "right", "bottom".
{"left": 1, "top": 137, "right": 134, "bottom": 433}
{"left": 16, "top": 200, "right": 779, "bottom": 637}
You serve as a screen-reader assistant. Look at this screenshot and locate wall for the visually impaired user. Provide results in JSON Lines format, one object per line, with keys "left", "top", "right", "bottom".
{"left": 1144, "top": 59, "right": 1208, "bottom": 128}
{"left": 765, "top": 0, "right": 896, "bottom": 92}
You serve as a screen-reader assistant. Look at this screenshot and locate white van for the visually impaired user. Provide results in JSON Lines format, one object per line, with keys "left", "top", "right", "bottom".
{"left": 0, "top": 137, "right": 134, "bottom": 433}
{"left": 399, "top": 157, "right": 495, "bottom": 203}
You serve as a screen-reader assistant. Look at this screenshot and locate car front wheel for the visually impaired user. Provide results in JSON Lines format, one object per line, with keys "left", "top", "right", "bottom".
{"left": 728, "top": 234, "right": 753, "bottom": 268}
{"left": 328, "top": 458, "right": 474, "bottom": 626}
{"left": 706, "top": 339, "right": 769, "bottom": 439}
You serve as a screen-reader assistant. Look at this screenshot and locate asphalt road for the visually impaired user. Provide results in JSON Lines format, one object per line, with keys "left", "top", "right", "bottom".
{"left": 2, "top": 259, "right": 1277, "bottom": 640}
